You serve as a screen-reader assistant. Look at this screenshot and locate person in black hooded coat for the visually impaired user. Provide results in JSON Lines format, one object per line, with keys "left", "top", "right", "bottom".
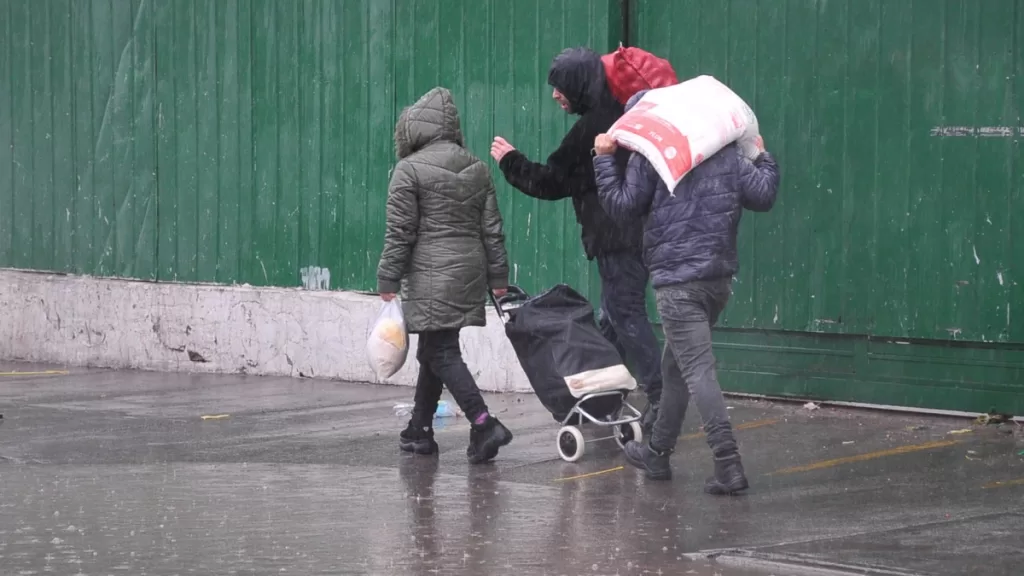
{"left": 490, "top": 47, "right": 663, "bottom": 431}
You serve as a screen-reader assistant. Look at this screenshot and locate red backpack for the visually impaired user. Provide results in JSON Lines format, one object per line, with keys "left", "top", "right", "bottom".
{"left": 601, "top": 45, "right": 679, "bottom": 105}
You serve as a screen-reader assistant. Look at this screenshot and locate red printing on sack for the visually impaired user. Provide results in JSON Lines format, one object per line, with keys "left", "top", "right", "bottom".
{"left": 613, "top": 111, "right": 693, "bottom": 179}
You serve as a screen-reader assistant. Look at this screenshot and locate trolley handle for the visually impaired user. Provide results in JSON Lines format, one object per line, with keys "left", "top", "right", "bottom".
{"left": 489, "top": 285, "right": 529, "bottom": 320}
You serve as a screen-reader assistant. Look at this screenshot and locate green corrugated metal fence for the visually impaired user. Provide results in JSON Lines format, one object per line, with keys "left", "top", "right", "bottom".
{"left": 635, "top": 0, "right": 1024, "bottom": 345}
{"left": 2, "top": 0, "right": 1022, "bottom": 413}
{"left": 633, "top": 0, "right": 1024, "bottom": 413}
{"left": 0, "top": 0, "right": 615, "bottom": 296}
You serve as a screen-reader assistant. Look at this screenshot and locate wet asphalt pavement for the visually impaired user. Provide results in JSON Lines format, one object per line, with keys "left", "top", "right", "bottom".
{"left": 1, "top": 363, "right": 1023, "bottom": 575}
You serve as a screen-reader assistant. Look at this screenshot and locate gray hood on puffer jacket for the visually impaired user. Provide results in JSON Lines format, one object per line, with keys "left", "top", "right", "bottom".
{"left": 625, "top": 89, "right": 649, "bottom": 112}
{"left": 378, "top": 87, "right": 509, "bottom": 333}
{"left": 394, "top": 87, "right": 464, "bottom": 159}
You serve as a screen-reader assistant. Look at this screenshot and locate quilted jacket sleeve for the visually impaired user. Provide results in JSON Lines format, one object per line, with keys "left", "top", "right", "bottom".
{"left": 593, "top": 151, "right": 658, "bottom": 222}
{"left": 738, "top": 152, "right": 780, "bottom": 212}
{"left": 480, "top": 177, "right": 509, "bottom": 290}
{"left": 376, "top": 161, "right": 419, "bottom": 294}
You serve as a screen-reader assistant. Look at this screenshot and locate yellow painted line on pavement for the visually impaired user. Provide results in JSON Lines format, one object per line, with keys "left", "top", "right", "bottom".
{"left": 0, "top": 370, "right": 69, "bottom": 377}
{"left": 680, "top": 418, "right": 781, "bottom": 441}
{"left": 983, "top": 478, "right": 1024, "bottom": 489}
{"left": 771, "top": 439, "right": 959, "bottom": 475}
{"left": 554, "top": 466, "right": 624, "bottom": 483}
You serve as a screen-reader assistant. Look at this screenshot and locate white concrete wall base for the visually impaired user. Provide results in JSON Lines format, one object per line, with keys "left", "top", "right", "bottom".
{"left": 0, "top": 269, "right": 532, "bottom": 393}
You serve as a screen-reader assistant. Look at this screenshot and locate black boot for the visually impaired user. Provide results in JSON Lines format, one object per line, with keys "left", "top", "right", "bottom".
{"left": 399, "top": 421, "right": 438, "bottom": 456}
{"left": 622, "top": 441, "right": 672, "bottom": 481}
{"left": 704, "top": 454, "right": 749, "bottom": 495}
{"left": 466, "top": 416, "right": 513, "bottom": 464}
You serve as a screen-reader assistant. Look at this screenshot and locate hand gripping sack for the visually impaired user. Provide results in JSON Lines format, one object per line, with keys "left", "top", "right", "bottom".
{"left": 601, "top": 45, "right": 679, "bottom": 105}
{"left": 366, "top": 299, "right": 409, "bottom": 380}
{"left": 607, "top": 75, "right": 761, "bottom": 191}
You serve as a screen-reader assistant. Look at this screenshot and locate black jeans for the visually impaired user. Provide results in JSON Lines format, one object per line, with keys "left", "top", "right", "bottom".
{"left": 650, "top": 279, "right": 738, "bottom": 457}
{"left": 412, "top": 329, "right": 488, "bottom": 427}
{"left": 596, "top": 250, "right": 664, "bottom": 403}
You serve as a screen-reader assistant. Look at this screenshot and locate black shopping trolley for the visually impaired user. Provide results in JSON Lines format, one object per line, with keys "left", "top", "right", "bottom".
{"left": 490, "top": 284, "right": 643, "bottom": 462}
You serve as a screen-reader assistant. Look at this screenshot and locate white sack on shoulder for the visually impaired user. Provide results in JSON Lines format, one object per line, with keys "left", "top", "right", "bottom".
{"left": 607, "top": 75, "right": 761, "bottom": 191}
{"left": 366, "top": 299, "right": 409, "bottom": 380}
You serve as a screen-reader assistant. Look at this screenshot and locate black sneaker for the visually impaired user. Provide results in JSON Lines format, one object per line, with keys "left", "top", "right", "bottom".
{"left": 622, "top": 441, "right": 672, "bottom": 481}
{"left": 399, "top": 422, "right": 438, "bottom": 456}
{"left": 466, "top": 416, "right": 513, "bottom": 464}
{"left": 640, "top": 401, "right": 659, "bottom": 437}
{"left": 704, "top": 456, "right": 749, "bottom": 495}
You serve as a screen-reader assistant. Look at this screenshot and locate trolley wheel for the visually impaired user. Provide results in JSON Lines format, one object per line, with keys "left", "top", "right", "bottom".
{"left": 556, "top": 426, "right": 586, "bottom": 463}
{"left": 614, "top": 421, "right": 643, "bottom": 449}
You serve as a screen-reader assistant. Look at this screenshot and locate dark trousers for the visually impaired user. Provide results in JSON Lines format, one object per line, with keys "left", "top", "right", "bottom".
{"left": 650, "top": 279, "right": 738, "bottom": 457}
{"left": 412, "top": 329, "right": 488, "bottom": 427}
{"left": 596, "top": 250, "right": 664, "bottom": 403}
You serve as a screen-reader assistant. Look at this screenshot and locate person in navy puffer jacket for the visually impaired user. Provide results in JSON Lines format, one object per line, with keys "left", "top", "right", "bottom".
{"left": 591, "top": 89, "right": 780, "bottom": 495}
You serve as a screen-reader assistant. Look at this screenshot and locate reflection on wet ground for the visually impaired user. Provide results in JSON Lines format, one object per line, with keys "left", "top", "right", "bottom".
{"left": 1, "top": 363, "right": 1022, "bottom": 575}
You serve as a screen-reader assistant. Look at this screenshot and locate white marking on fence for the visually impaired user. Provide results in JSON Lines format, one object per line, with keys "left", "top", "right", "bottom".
{"left": 300, "top": 266, "right": 331, "bottom": 291}
{"left": 930, "top": 126, "right": 1022, "bottom": 137}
